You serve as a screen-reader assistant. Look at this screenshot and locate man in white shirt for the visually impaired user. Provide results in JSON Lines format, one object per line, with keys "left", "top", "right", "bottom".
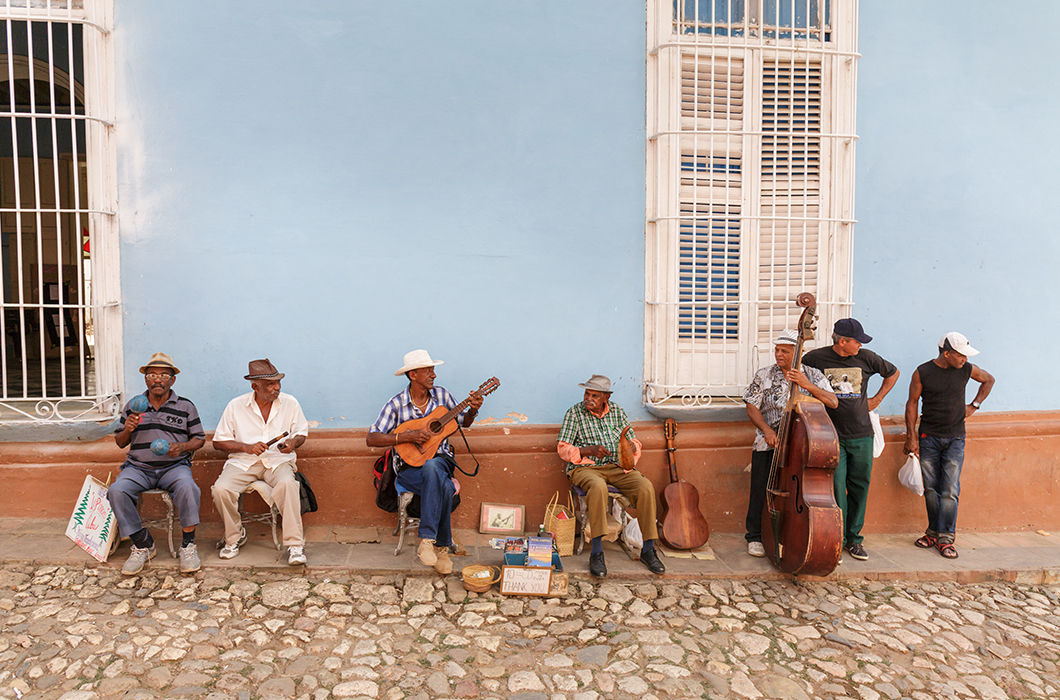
{"left": 211, "top": 359, "right": 310, "bottom": 565}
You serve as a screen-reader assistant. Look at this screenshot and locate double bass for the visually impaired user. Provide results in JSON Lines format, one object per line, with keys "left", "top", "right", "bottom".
{"left": 760, "top": 293, "right": 842, "bottom": 576}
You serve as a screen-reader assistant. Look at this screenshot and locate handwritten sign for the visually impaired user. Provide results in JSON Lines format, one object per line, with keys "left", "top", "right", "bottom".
{"left": 65, "top": 475, "right": 117, "bottom": 562}
{"left": 499, "top": 566, "right": 552, "bottom": 596}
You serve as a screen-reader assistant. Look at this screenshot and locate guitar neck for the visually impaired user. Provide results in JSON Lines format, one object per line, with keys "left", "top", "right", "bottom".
{"left": 435, "top": 395, "right": 473, "bottom": 426}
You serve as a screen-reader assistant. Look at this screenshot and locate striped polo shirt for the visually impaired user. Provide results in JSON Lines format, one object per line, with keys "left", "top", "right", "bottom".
{"left": 115, "top": 391, "right": 205, "bottom": 469}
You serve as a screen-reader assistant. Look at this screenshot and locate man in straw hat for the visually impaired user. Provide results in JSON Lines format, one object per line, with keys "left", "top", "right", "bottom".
{"left": 557, "top": 374, "right": 666, "bottom": 577}
{"left": 742, "top": 330, "right": 837, "bottom": 558}
{"left": 108, "top": 352, "right": 206, "bottom": 575}
{"left": 903, "top": 332, "right": 994, "bottom": 560}
{"left": 211, "top": 359, "right": 310, "bottom": 565}
{"left": 366, "top": 349, "right": 483, "bottom": 574}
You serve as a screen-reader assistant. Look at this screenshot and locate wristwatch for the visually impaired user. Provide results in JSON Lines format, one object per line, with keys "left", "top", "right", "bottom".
{"left": 971, "top": 401, "right": 981, "bottom": 409}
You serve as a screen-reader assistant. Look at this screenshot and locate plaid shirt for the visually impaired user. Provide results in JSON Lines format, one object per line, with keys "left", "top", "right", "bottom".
{"left": 369, "top": 386, "right": 463, "bottom": 469}
{"left": 743, "top": 364, "right": 832, "bottom": 452}
{"left": 557, "top": 401, "right": 635, "bottom": 475}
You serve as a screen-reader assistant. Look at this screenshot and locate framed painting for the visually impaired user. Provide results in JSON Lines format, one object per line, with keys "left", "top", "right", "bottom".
{"left": 479, "top": 502, "right": 525, "bottom": 535}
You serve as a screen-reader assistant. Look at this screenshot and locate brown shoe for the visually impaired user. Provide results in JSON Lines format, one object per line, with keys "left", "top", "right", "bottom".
{"left": 433, "top": 548, "right": 453, "bottom": 575}
{"left": 417, "top": 538, "right": 438, "bottom": 567}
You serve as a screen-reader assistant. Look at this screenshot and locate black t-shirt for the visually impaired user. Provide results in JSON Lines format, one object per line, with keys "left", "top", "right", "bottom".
{"left": 802, "top": 346, "right": 898, "bottom": 439}
{"left": 916, "top": 360, "right": 973, "bottom": 438}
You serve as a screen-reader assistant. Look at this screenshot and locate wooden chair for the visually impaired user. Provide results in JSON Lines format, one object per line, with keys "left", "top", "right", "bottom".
{"left": 569, "top": 483, "right": 639, "bottom": 559}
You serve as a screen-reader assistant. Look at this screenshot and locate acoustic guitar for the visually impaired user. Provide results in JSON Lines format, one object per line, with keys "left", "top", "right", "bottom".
{"left": 658, "top": 418, "right": 710, "bottom": 550}
{"left": 394, "top": 377, "right": 500, "bottom": 467}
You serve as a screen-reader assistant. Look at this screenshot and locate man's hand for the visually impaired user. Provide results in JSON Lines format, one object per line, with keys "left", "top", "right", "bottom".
{"left": 763, "top": 427, "right": 779, "bottom": 449}
{"left": 867, "top": 396, "right": 883, "bottom": 411}
{"left": 903, "top": 435, "right": 919, "bottom": 457}
{"left": 166, "top": 441, "right": 184, "bottom": 457}
{"left": 965, "top": 404, "right": 978, "bottom": 419}
{"left": 245, "top": 441, "right": 268, "bottom": 456}
{"left": 122, "top": 413, "right": 140, "bottom": 433}
{"left": 398, "top": 429, "right": 431, "bottom": 446}
{"left": 581, "top": 445, "right": 609, "bottom": 459}
{"left": 468, "top": 394, "right": 484, "bottom": 411}
{"left": 783, "top": 368, "right": 812, "bottom": 390}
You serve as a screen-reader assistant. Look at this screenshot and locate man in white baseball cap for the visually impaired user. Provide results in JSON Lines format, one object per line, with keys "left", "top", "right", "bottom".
{"left": 903, "top": 332, "right": 995, "bottom": 560}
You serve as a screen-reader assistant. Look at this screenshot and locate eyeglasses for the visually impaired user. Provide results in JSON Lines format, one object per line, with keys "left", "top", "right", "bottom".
{"left": 145, "top": 372, "right": 173, "bottom": 380}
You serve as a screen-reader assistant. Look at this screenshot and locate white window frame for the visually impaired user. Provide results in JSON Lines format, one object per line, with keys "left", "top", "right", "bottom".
{"left": 645, "top": 0, "right": 858, "bottom": 409}
{"left": 0, "top": 0, "right": 120, "bottom": 425}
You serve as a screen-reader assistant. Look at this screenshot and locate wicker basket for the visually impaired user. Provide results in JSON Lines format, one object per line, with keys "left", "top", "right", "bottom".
{"left": 461, "top": 564, "right": 500, "bottom": 593}
{"left": 544, "top": 490, "right": 576, "bottom": 556}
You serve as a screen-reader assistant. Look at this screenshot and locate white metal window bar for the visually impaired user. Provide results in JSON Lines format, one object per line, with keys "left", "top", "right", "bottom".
{"left": 645, "top": 0, "right": 858, "bottom": 408}
{"left": 0, "top": 0, "right": 119, "bottom": 425}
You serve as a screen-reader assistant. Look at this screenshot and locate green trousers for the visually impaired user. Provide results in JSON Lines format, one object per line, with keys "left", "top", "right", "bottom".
{"left": 834, "top": 436, "right": 874, "bottom": 547}
{"left": 570, "top": 463, "right": 659, "bottom": 542}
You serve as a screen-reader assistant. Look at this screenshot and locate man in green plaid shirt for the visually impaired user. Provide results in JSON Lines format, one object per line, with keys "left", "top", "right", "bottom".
{"left": 557, "top": 374, "right": 665, "bottom": 578}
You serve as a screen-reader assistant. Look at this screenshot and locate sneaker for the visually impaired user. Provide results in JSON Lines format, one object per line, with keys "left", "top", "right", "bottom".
{"left": 846, "top": 542, "right": 869, "bottom": 561}
{"left": 288, "top": 546, "right": 307, "bottom": 566}
{"left": 121, "top": 544, "right": 156, "bottom": 576}
{"left": 178, "top": 542, "right": 201, "bottom": 573}
{"left": 218, "top": 543, "right": 240, "bottom": 560}
{"left": 417, "top": 538, "right": 438, "bottom": 567}
{"left": 433, "top": 548, "right": 452, "bottom": 575}
{"left": 747, "top": 541, "right": 765, "bottom": 558}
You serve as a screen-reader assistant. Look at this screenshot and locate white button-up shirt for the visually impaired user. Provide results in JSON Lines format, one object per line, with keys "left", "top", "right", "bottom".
{"left": 214, "top": 392, "right": 310, "bottom": 471}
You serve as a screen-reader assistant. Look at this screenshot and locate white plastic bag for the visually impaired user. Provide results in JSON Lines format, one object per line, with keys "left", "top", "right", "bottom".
{"left": 612, "top": 498, "right": 643, "bottom": 550}
{"left": 869, "top": 410, "right": 885, "bottom": 458}
{"left": 898, "top": 453, "right": 924, "bottom": 496}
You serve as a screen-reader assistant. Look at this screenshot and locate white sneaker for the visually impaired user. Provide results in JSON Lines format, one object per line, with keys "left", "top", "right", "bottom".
{"left": 121, "top": 544, "right": 156, "bottom": 575}
{"left": 178, "top": 542, "right": 201, "bottom": 573}
{"left": 288, "top": 546, "right": 306, "bottom": 565}
{"left": 747, "top": 541, "right": 765, "bottom": 558}
{"left": 218, "top": 543, "right": 240, "bottom": 560}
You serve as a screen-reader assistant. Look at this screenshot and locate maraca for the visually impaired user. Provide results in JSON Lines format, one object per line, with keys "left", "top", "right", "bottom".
{"left": 129, "top": 395, "right": 150, "bottom": 413}
{"left": 150, "top": 438, "right": 170, "bottom": 455}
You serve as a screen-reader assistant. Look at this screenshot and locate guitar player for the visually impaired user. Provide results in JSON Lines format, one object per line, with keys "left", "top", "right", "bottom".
{"left": 366, "top": 349, "right": 482, "bottom": 574}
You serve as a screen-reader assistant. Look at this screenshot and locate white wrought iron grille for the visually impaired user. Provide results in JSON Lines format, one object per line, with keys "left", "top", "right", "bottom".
{"left": 645, "top": 0, "right": 858, "bottom": 408}
{"left": 0, "top": 0, "right": 119, "bottom": 425}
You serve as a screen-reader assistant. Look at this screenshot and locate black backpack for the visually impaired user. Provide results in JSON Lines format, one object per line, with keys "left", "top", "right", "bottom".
{"left": 294, "top": 471, "right": 318, "bottom": 514}
{"left": 372, "top": 449, "right": 460, "bottom": 517}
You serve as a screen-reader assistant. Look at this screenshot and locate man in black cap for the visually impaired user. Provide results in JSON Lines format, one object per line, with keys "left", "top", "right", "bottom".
{"left": 803, "top": 319, "right": 899, "bottom": 561}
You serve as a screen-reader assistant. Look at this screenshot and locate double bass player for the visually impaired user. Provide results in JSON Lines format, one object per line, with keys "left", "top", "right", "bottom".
{"left": 743, "top": 330, "right": 838, "bottom": 557}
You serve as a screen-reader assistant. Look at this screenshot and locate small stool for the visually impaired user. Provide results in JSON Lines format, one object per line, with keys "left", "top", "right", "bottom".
{"left": 132, "top": 488, "right": 178, "bottom": 559}
{"left": 570, "top": 484, "right": 639, "bottom": 559}
{"left": 393, "top": 486, "right": 420, "bottom": 556}
{"left": 225, "top": 480, "right": 281, "bottom": 551}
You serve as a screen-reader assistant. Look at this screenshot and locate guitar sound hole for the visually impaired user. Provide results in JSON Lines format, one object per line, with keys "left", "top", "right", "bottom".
{"left": 429, "top": 421, "right": 443, "bottom": 433}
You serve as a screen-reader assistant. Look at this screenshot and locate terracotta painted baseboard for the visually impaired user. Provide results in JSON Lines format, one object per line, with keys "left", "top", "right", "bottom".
{"left": 2, "top": 411, "right": 1057, "bottom": 535}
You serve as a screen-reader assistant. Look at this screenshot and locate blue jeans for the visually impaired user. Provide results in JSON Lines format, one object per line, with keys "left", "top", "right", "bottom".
{"left": 918, "top": 435, "right": 965, "bottom": 543}
{"left": 107, "top": 460, "right": 200, "bottom": 537}
{"left": 396, "top": 456, "right": 454, "bottom": 547}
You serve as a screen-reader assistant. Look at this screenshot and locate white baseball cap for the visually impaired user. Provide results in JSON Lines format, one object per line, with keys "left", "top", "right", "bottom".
{"left": 938, "top": 331, "right": 979, "bottom": 357}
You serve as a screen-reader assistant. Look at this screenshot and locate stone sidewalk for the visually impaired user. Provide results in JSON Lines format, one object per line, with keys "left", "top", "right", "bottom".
{"left": 1, "top": 519, "right": 1057, "bottom": 584}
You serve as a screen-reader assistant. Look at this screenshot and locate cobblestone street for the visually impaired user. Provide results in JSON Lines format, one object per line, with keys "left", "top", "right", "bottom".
{"left": 1, "top": 563, "right": 1057, "bottom": 700}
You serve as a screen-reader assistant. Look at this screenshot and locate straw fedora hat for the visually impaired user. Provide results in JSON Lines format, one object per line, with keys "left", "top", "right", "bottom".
{"left": 139, "top": 352, "right": 180, "bottom": 375}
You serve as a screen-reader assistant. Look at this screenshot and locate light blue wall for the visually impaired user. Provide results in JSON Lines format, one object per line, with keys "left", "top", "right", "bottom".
{"left": 114, "top": 1, "right": 648, "bottom": 429}
{"left": 855, "top": 1, "right": 1060, "bottom": 414}
{"left": 114, "top": 1, "right": 1059, "bottom": 433}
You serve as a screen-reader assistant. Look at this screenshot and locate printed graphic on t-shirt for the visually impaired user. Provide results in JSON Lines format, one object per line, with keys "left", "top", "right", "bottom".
{"left": 823, "top": 368, "right": 862, "bottom": 398}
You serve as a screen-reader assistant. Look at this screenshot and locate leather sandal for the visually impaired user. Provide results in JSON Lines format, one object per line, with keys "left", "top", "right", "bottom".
{"left": 914, "top": 534, "right": 937, "bottom": 549}
{"left": 937, "top": 542, "right": 959, "bottom": 559}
